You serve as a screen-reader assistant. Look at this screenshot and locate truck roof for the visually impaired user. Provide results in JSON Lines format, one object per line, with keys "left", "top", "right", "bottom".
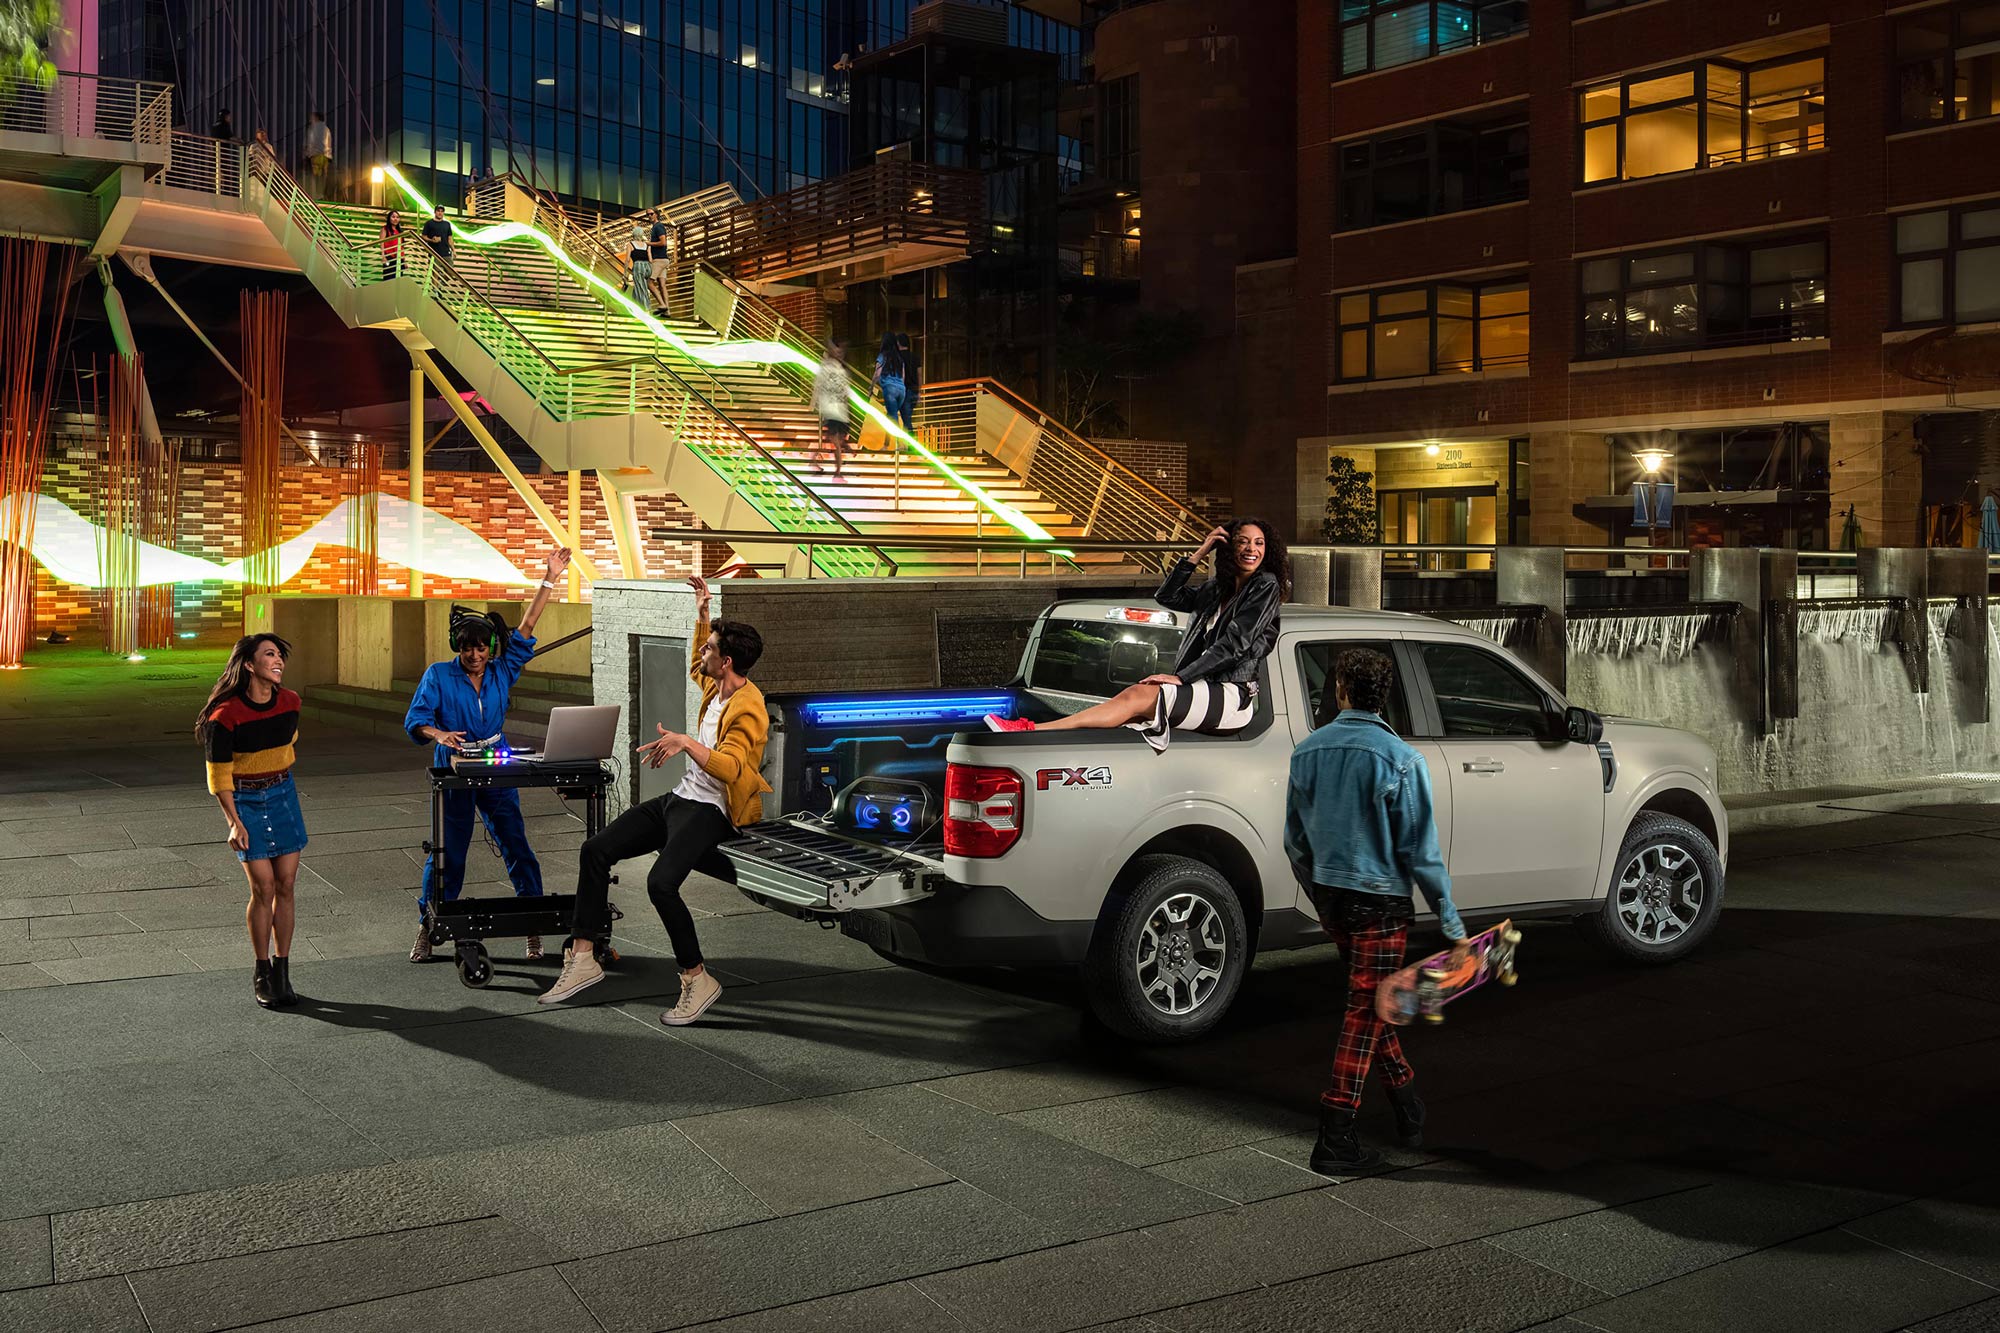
{"left": 1046, "top": 598, "right": 1486, "bottom": 636}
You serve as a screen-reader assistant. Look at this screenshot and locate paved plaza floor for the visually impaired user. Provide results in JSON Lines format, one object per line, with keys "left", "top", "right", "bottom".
{"left": 3, "top": 645, "right": 1999, "bottom": 1332}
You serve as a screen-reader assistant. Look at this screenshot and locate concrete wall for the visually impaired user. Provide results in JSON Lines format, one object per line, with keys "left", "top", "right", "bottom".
{"left": 241, "top": 593, "right": 595, "bottom": 692}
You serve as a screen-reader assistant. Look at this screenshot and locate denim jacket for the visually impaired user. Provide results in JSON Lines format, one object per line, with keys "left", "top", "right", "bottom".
{"left": 1283, "top": 709, "right": 1466, "bottom": 941}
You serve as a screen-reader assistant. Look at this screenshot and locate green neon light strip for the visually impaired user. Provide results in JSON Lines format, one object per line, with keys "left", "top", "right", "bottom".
{"left": 383, "top": 167, "right": 1054, "bottom": 545}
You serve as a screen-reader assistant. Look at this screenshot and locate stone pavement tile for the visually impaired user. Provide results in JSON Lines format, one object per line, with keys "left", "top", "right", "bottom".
{"left": 0, "top": 795, "right": 83, "bottom": 819}
{"left": 33, "top": 953, "right": 204, "bottom": 984}
{"left": 0, "top": 1049, "right": 390, "bottom": 1220}
{"left": 303, "top": 849, "right": 431, "bottom": 893}
{"left": 1587, "top": 1028, "right": 1860, "bottom": 1102}
{"left": 1326, "top": 1158, "right": 1704, "bottom": 1249}
{"left": 0, "top": 1215, "right": 50, "bottom": 1292}
{"left": 0, "top": 1274, "right": 148, "bottom": 1332}
{"left": 52, "top": 1160, "right": 490, "bottom": 1282}
{"left": 560, "top": 1182, "right": 1058, "bottom": 1332}
{"left": 920, "top": 1060, "right": 1175, "bottom": 1115}
{"left": 1148, "top": 1238, "right": 1603, "bottom": 1333}
{"left": 674, "top": 909, "right": 898, "bottom": 984}
{"left": 1578, "top": 1229, "right": 1994, "bottom": 1333}
{"left": 26, "top": 912, "right": 142, "bottom": 941}
{"left": 424, "top": 1120, "right": 774, "bottom": 1257}
{"left": 0, "top": 898, "right": 67, "bottom": 920}
{"left": 0, "top": 819, "right": 135, "bottom": 857}
{"left": 65, "top": 847, "right": 215, "bottom": 888}
{"left": 274, "top": 1004, "right": 790, "bottom": 1158}
{"left": 224, "top": 1265, "right": 600, "bottom": 1333}
{"left": 1901, "top": 1296, "right": 2000, "bottom": 1331}
{"left": 1003, "top": 1086, "right": 1314, "bottom": 1168}
{"left": 1148, "top": 1144, "right": 1332, "bottom": 1205}
{"left": 634, "top": 966, "right": 1078, "bottom": 1099}
{"left": 1844, "top": 1193, "right": 2000, "bottom": 1288}
{"left": 916, "top": 1188, "right": 1427, "bottom": 1332}
{"left": 676, "top": 1099, "right": 950, "bottom": 1215}
{"left": 827, "top": 1085, "right": 1225, "bottom": 1239}
{"left": 0, "top": 963, "right": 60, "bottom": 991}
{"left": 0, "top": 936, "right": 75, "bottom": 968}
{"left": 0, "top": 856, "right": 98, "bottom": 898}
{"left": 125, "top": 1216, "right": 559, "bottom": 1333}
{"left": 1485, "top": 1178, "right": 1903, "bottom": 1297}
{"left": 64, "top": 929, "right": 228, "bottom": 959}
{"left": 684, "top": 874, "right": 767, "bottom": 916}
{"left": 1726, "top": 815, "right": 1947, "bottom": 865}
{"left": 1230, "top": 1130, "right": 1435, "bottom": 1184}
{"left": 684, "top": 1281, "right": 962, "bottom": 1332}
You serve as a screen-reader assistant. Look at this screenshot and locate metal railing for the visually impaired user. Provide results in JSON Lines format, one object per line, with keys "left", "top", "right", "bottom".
{"left": 162, "top": 131, "right": 242, "bottom": 194}
{"left": 152, "top": 135, "right": 883, "bottom": 576}
{"left": 675, "top": 158, "right": 987, "bottom": 283}
{"left": 915, "top": 379, "right": 1209, "bottom": 559}
{"left": 0, "top": 70, "right": 171, "bottom": 146}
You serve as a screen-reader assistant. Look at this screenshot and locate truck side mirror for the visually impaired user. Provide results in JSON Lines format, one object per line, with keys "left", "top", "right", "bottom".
{"left": 1564, "top": 705, "right": 1604, "bottom": 745}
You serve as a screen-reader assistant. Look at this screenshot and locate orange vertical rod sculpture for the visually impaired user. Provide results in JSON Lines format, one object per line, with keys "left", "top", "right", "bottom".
{"left": 344, "top": 442, "right": 381, "bottom": 596}
{"left": 239, "top": 291, "right": 288, "bottom": 595}
{"left": 0, "top": 240, "right": 79, "bottom": 668}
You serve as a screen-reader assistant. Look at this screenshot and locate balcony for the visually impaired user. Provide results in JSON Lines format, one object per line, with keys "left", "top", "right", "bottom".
{"left": 673, "top": 158, "right": 989, "bottom": 289}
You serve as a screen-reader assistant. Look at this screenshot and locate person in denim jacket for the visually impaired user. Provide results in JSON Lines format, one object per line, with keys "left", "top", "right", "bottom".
{"left": 1285, "top": 646, "right": 1469, "bottom": 1176}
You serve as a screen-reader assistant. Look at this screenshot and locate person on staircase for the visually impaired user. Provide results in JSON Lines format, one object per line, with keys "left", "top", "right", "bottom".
{"left": 984, "top": 518, "right": 1287, "bottom": 751}
{"left": 403, "top": 548, "right": 571, "bottom": 964}
{"left": 380, "top": 211, "right": 403, "bottom": 280}
{"left": 648, "top": 218, "right": 674, "bottom": 313}
{"left": 628, "top": 224, "right": 653, "bottom": 310}
{"left": 539, "top": 576, "right": 770, "bottom": 1027}
{"left": 812, "top": 339, "right": 852, "bottom": 476}
{"left": 303, "top": 111, "right": 332, "bottom": 200}
{"left": 874, "top": 331, "right": 917, "bottom": 436}
{"left": 421, "top": 204, "right": 453, "bottom": 265}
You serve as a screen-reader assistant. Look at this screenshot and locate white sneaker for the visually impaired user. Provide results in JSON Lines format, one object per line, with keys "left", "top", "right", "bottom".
{"left": 538, "top": 947, "right": 604, "bottom": 1004}
{"left": 660, "top": 970, "right": 723, "bottom": 1026}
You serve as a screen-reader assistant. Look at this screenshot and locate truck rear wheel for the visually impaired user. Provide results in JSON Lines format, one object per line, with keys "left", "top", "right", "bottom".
{"left": 1084, "top": 855, "right": 1249, "bottom": 1044}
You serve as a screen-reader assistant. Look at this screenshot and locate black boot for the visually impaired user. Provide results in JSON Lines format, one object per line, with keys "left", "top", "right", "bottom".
{"left": 253, "top": 960, "right": 277, "bottom": 1010}
{"left": 1308, "top": 1105, "right": 1383, "bottom": 1176}
{"left": 1386, "top": 1082, "right": 1426, "bottom": 1149}
{"left": 271, "top": 956, "right": 299, "bottom": 1007}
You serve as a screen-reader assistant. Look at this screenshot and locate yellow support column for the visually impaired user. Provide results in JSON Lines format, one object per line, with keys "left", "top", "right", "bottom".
{"left": 408, "top": 367, "right": 424, "bottom": 598}
{"left": 566, "top": 469, "right": 582, "bottom": 602}
{"left": 407, "top": 347, "right": 601, "bottom": 582}
{"left": 596, "top": 471, "right": 645, "bottom": 578}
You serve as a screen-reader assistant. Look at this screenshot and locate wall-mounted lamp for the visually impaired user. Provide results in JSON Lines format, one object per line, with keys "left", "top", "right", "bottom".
{"left": 1636, "top": 449, "right": 1672, "bottom": 475}
{"left": 1424, "top": 443, "right": 1441, "bottom": 458}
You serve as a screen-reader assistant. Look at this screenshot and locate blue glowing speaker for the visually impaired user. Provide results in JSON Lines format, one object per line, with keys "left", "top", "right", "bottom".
{"left": 831, "top": 777, "right": 933, "bottom": 840}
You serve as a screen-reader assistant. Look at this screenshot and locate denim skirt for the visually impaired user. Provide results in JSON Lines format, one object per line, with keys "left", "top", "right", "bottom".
{"left": 233, "top": 775, "right": 309, "bottom": 863}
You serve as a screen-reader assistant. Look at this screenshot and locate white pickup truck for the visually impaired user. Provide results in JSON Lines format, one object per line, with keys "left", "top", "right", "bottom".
{"left": 719, "top": 597, "right": 1727, "bottom": 1042}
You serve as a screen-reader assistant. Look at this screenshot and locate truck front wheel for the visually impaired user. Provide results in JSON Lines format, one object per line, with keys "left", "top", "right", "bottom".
{"left": 1084, "top": 855, "right": 1249, "bottom": 1043}
{"left": 1586, "top": 813, "right": 1725, "bottom": 964}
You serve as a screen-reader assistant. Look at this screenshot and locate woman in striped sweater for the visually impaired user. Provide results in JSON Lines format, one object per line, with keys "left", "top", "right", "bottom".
{"left": 197, "top": 633, "right": 307, "bottom": 1010}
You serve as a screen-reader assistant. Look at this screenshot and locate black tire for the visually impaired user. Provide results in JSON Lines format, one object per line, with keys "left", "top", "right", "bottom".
{"left": 457, "top": 944, "right": 492, "bottom": 989}
{"left": 1083, "top": 854, "right": 1250, "bottom": 1044}
{"left": 1587, "top": 813, "right": 1725, "bottom": 964}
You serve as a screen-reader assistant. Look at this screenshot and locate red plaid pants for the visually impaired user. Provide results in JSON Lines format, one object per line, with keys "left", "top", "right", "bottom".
{"left": 1319, "top": 907, "right": 1415, "bottom": 1111}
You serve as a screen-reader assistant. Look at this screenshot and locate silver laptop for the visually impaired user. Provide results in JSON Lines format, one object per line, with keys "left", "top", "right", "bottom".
{"left": 537, "top": 705, "right": 621, "bottom": 763}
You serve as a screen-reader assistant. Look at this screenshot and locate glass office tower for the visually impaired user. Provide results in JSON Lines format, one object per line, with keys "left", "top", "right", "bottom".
{"left": 174, "top": 0, "right": 1073, "bottom": 213}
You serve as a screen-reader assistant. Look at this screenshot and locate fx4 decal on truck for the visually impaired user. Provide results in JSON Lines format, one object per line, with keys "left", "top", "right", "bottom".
{"left": 1036, "top": 765, "right": 1113, "bottom": 791}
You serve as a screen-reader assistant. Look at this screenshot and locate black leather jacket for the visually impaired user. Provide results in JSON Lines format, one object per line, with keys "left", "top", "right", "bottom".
{"left": 1155, "top": 558, "right": 1282, "bottom": 686}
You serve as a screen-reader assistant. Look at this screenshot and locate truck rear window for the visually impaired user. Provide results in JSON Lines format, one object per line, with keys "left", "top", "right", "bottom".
{"left": 1029, "top": 619, "right": 1185, "bottom": 699}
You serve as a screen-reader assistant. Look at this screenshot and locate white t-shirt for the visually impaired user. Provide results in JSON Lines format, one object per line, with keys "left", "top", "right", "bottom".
{"left": 672, "top": 695, "right": 730, "bottom": 818}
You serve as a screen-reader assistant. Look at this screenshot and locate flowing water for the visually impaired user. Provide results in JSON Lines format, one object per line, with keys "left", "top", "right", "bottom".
{"left": 1563, "top": 603, "right": 2000, "bottom": 793}
{"left": 1441, "top": 614, "right": 1531, "bottom": 651}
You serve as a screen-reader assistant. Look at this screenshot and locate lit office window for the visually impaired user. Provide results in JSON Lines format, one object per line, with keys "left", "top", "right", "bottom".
{"left": 1896, "top": 1, "right": 2000, "bottom": 128}
{"left": 1578, "top": 236, "right": 1827, "bottom": 359}
{"left": 1896, "top": 204, "right": 2000, "bottom": 326}
{"left": 1338, "top": 1, "right": 1528, "bottom": 79}
{"left": 1336, "top": 278, "right": 1531, "bottom": 382}
{"left": 1579, "top": 52, "right": 1825, "bottom": 184}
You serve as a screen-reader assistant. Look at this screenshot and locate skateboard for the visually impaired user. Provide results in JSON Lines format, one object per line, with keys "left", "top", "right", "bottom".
{"left": 1375, "top": 919, "right": 1521, "bottom": 1027}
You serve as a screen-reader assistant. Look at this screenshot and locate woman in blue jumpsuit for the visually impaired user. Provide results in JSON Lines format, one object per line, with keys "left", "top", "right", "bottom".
{"left": 403, "top": 548, "right": 570, "bottom": 962}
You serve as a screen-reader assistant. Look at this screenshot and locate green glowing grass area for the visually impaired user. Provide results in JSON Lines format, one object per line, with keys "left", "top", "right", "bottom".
{"left": 381, "top": 167, "right": 1054, "bottom": 545}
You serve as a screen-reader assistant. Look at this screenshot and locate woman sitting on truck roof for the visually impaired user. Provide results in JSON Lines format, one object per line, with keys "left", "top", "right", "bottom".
{"left": 985, "top": 517, "right": 1288, "bottom": 751}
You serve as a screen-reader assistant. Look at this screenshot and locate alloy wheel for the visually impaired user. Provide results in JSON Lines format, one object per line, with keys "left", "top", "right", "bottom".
{"left": 1134, "top": 891, "right": 1230, "bottom": 1016}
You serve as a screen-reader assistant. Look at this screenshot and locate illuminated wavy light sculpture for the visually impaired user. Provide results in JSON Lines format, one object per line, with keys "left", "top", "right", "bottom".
{"left": 381, "top": 166, "right": 1056, "bottom": 546}
{"left": 3, "top": 492, "right": 529, "bottom": 589}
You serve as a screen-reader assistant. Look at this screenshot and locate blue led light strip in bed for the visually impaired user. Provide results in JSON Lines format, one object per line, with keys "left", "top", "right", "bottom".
{"left": 798, "top": 695, "right": 1016, "bottom": 727}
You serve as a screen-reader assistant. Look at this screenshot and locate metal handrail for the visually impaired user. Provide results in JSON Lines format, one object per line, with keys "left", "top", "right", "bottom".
{"left": 0, "top": 70, "right": 172, "bottom": 145}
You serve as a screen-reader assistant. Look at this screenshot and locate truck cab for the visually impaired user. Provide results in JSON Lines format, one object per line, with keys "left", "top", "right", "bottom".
{"left": 719, "top": 598, "right": 1728, "bottom": 1042}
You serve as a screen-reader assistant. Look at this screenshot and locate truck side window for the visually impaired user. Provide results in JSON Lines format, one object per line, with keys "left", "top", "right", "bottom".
{"left": 1419, "top": 642, "right": 1550, "bottom": 739}
{"left": 1295, "top": 640, "right": 1413, "bottom": 736}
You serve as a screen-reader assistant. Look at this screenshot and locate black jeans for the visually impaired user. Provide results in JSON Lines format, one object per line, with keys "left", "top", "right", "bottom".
{"left": 574, "top": 793, "right": 735, "bottom": 968}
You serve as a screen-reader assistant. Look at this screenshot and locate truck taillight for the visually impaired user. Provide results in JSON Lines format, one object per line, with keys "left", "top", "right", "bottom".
{"left": 944, "top": 763, "right": 1023, "bottom": 858}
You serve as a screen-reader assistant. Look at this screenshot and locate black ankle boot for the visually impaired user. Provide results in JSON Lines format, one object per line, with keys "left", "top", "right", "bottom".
{"left": 1308, "top": 1105, "right": 1383, "bottom": 1176}
{"left": 271, "top": 956, "right": 298, "bottom": 1007}
{"left": 1386, "top": 1082, "right": 1426, "bottom": 1149}
{"left": 253, "top": 960, "right": 277, "bottom": 1010}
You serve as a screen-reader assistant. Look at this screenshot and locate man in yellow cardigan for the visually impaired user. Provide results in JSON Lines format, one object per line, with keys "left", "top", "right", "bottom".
{"left": 540, "top": 576, "right": 771, "bottom": 1023}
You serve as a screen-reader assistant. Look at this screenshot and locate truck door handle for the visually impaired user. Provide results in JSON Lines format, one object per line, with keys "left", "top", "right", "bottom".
{"left": 1462, "top": 759, "right": 1505, "bottom": 774}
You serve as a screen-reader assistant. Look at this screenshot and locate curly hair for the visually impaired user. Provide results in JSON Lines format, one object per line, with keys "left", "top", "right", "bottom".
{"left": 712, "top": 619, "right": 765, "bottom": 674}
{"left": 1213, "top": 516, "right": 1292, "bottom": 601}
{"left": 1334, "top": 647, "right": 1396, "bottom": 715}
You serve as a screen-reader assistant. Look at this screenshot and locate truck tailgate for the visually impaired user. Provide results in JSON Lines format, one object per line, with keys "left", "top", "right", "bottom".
{"left": 724, "top": 818, "right": 944, "bottom": 915}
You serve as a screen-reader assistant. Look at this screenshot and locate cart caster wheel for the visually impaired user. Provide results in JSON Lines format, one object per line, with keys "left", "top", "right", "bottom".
{"left": 457, "top": 944, "right": 492, "bottom": 989}
{"left": 603, "top": 947, "right": 620, "bottom": 965}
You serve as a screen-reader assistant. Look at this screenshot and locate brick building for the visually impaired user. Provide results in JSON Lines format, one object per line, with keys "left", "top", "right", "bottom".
{"left": 1075, "top": 0, "right": 2000, "bottom": 552}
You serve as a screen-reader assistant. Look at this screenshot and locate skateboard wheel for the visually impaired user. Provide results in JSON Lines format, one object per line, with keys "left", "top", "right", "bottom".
{"left": 1498, "top": 971, "right": 1518, "bottom": 987}
{"left": 1422, "top": 1012, "right": 1445, "bottom": 1025}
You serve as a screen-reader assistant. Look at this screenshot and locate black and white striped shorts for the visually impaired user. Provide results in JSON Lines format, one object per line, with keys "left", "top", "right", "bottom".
{"left": 1127, "top": 679, "right": 1256, "bottom": 752}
